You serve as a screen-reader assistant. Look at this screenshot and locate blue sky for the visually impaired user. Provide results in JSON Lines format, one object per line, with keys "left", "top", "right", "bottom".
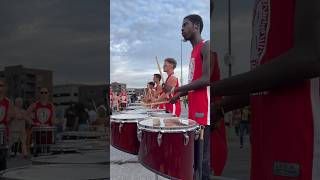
{"left": 110, "top": 0, "right": 210, "bottom": 88}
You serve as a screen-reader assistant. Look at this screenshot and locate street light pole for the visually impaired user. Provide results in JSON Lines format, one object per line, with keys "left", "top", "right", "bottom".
{"left": 228, "top": 0, "right": 232, "bottom": 77}
{"left": 180, "top": 39, "right": 183, "bottom": 85}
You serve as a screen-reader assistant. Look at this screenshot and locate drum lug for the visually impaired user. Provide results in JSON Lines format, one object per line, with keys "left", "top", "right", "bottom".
{"left": 119, "top": 123, "right": 123, "bottom": 134}
{"left": 157, "top": 132, "right": 163, "bottom": 147}
{"left": 183, "top": 132, "right": 189, "bottom": 146}
{"left": 137, "top": 129, "right": 142, "bottom": 142}
{"left": 195, "top": 129, "right": 200, "bottom": 140}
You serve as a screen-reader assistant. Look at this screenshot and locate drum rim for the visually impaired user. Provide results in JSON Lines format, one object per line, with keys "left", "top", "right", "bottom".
{"left": 137, "top": 118, "right": 199, "bottom": 133}
{"left": 148, "top": 112, "right": 175, "bottom": 117}
{"left": 110, "top": 114, "right": 148, "bottom": 122}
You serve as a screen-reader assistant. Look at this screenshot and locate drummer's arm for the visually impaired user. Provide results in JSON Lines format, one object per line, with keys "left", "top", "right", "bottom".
{"left": 26, "top": 103, "right": 35, "bottom": 125}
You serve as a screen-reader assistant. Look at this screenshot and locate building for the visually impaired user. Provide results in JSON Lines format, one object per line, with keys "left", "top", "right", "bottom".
{"left": 53, "top": 84, "right": 108, "bottom": 114}
{"left": 126, "top": 88, "right": 144, "bottom": 96}
{"left": 53, "top": 84, "right": 83, "bottom": 115}
{"left": 0, "top": 65, "right": 53, "bottom": 106}
{"left": 79, "top": 84, "right": 108, "bottom": 109}
{"left": 110, "top": 82, "right": 126, "bottom": 94}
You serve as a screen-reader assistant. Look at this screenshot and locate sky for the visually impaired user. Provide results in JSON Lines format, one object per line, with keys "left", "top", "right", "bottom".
{"left": 0, "top": 0, "right": 107, "bottom": 85}
{"left": 110, "top": 0, "right": 210, "bottom": 88}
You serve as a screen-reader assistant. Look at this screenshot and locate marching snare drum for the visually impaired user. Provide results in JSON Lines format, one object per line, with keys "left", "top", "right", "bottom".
{"left": 137, "top": 117, "right": 199, "bottom": 180}
{"left": 32, "top": 126, "right": 56, "bottom": 145}
{"left": 111, "top": 114, "right": 148, "bottom": 155}
{"left": 32, "top": 126, "right": 56, "bottom": 155}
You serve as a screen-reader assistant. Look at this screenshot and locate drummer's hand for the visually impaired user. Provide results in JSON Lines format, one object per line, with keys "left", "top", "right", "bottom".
{"left": 169, "top": 94, "right": 180, "bottom": 104}
{"left": 162, "top": 84, "right": 172, "bottom": 93}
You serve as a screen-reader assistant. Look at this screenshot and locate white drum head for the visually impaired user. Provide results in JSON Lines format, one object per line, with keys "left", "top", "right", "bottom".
{"left": 148, "top": 112, "right": 175, "bottom": 118}
{"left": 121, "top": 109, "right": 148, "bottom": 114}
{"left": 110, "top": 114, "right": 148, "bottom": 123}
{"left": 138, "top": 117, "right": 198, "bottom": 133}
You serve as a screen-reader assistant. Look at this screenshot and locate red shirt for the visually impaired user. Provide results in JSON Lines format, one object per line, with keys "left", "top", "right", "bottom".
{"left": 120, "top": 92, "right": 127, "bottom": 104}
{"left": 165, "top": 73, "right": 181, "bottom": 117}
{"left": 34, "top": 102, "right": 53, "bottom": 126}
{"left": 110, "top": 91, "right": 113, "bottom": 105}
{"left": 250, "top": 1, "right": 319, "bottom": 179}
{"left": 0, "top": 97, "right": 10, "bottom": 135}
{"left": 210, "top": 51, "right": 228, "bottom": 176}
{"left": 188, "top": 40, "right": 210, "bottom": 125}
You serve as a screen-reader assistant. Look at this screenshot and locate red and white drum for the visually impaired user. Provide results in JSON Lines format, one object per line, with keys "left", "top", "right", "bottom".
{"left": 110, "top": 114, "right": 148, "bottom": 155}
{"left": 32, "top": 126, "right": 56, "bottom": 145}
{"left": 137, "top": 117, "right": 199, "bottom": 180}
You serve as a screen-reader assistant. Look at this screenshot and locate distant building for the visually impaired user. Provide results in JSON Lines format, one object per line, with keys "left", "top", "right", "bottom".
{"left": 126, "top": 88, "right": 144, "bottom": 96}
{"left": 111, "top": 82, "right": 126, "bottom": 94}
{"left": 79, "top": 84, "right": 108, "bottom": 109}
{"left": 53, "top": 84, "right": 107, "bottom": 113}
{"left": 0, "top": 65, "right": 53, "bottom": 106}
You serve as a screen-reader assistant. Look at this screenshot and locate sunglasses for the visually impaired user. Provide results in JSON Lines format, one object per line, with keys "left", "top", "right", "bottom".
{"left": 40, "top": 91, "right": 48, "bottom": 94}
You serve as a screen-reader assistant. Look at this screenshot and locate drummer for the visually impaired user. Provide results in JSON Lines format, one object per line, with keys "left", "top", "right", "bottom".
{"left": 168, "top": 14, "right": 211, "bottom": 179}
{"left": 26, "top": 87, "right": 56, "bottom": 155}
{"left": 152, "top": 74, "right": 165, "bottom": 110}
{"left": 143, "top": 82, "right": 155, "bottom": 103}
{"left": 109, "top": 87, "right": 114, "bottom": 110}
{"left": 119, "top": 89, "right": 127, "bottom": 111}
{"left": 158, "top": 58, "right": 181, "bottom": 117}
{"left": 0, "top": 78, "right": 15, "bottom": 170}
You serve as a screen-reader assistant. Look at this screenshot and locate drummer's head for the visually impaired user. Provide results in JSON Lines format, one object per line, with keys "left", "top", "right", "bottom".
{"left": 14, "top": 97, "right": 23, "bottom": 108}
{"left": 163, "top": 58, "right": 177, "bottom": 73}
{"left": 147, "top": 82, "right": 155, "bottom": 89}
{"left": 182, "top": 14, "right": 203, "bottom": 41}
{"left": 153, "top": 74, "right": 161, "bottom": 83}
{"left": 39, "top": 87, "right": 49, "bottom": 101}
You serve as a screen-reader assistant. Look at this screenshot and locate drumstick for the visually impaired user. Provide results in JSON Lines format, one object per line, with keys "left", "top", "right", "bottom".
{"left": 155, "top": 56, "right": 165, "bottom": 85}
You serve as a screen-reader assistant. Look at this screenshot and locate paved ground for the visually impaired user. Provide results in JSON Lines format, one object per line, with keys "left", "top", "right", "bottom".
{"left": 110, "top": 126, "right": 251, "bottom": 180}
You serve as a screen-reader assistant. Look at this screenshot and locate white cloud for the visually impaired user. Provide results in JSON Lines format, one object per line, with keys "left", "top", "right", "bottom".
{"left": 110, "top": 0, "right": 210, "bottom": 87}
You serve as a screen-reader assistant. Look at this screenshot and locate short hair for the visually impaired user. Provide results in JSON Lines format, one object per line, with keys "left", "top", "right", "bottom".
{"left": 148, "top": 81, "right": 155, "bottom": 87}
{"left": 153, "top": 74, "right": 161, "bottom": 81}
{"left": 164, "top": 58, "right": 177, "bottom": 69}
{"left": 184, "top": 14, "right": 203, "bottom": 33}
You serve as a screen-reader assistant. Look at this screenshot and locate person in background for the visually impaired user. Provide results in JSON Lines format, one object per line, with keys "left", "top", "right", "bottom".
{"left": 10, "top": 97, "right": 27, "bottom": 158}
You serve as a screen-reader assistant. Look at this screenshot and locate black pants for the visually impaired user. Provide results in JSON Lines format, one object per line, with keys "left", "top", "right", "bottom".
{"left": 0, "top": 148, "right": 7, "bottom": 171}
{"left": 194, "top": 126, "right": 210, "bottom": 180}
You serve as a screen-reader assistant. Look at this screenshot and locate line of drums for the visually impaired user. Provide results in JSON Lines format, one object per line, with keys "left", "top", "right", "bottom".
{"left": 111, "top": 103, "right": 199, "bottom": 180}
{"left": 0, "top": 125, "right": 108, "bottom": 179}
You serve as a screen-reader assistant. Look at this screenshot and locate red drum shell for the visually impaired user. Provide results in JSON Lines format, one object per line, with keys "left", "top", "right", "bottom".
{"left": 32, "top": 127, "right": 56, "bottom": 145}
{"left": 111, "top": 121, "right": 139, "bottom": 155}
{"left": 138, "top": 130, "right": 195, "bottom": 180}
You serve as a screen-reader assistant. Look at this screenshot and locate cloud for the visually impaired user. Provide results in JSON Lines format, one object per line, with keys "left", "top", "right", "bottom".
{"left": 0, "top": 0, "right": 107, "bottom": 85}
{"left": 110, "top": 0, "right": 210, "bottom": 88}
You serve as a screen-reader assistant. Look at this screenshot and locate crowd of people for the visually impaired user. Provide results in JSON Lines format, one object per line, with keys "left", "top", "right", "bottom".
{"left": 0, "top": 78, "right": 108, "bottom": 171}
